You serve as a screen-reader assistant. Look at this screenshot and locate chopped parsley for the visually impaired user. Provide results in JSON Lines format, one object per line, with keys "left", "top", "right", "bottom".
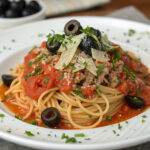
{"left": 31, "top": 120, "right": 37, "bottom": 125}
{"left": 123, "top": 65, "right": 136, "bottom": 81}
{"left": 61, "top": 133, "right": 69, "bottom": 139}
{"left": 25, "top": 131, "right": 34, "bottom": 137}
{"left": 43, "top": 77, "right": 49, "bottom": 84}
{"left": 74, "top": 87, "right": 84, "bottom": 98}
{"left": 47, "top": 33, "right": 64, "bottom": 45}
{"left": 15, "top": 116, "right": 22, "bottom": 120}
{"left": 74, "top": 133, "right": 85, "bottom": 138}
{"left": 142, "top": 115, "right": 147, "bottom": 118}
{"left": 69, "top": 63, "right": 76, "bottom": 71}
{"left": 118, "top": 123, "right": 122, "bottom": 130}
{"left": 112, "top": 130, "right": 116, "bottom": 134}
{"left": 28, "top": 53, "right": 47, "bottom": 67}
{"left": 24, "top": 66, "right": 43, "bottom": 80}
{"left": 97, "top": 64, "right": 105, "bottom": 76}
{"left": 0, "top": 113, "right": 5, "bottom": 118}
{"left": 65, "top": 137, "right": 77, "bottom": 143}
{"left": 128, "top": 29, "right": 136, "bottom": 36}
{"left": 81, "top": 26, "right": 96, "bottom": 37}
{"left": 106, "top": 115, "right": 112, "bottom": 121}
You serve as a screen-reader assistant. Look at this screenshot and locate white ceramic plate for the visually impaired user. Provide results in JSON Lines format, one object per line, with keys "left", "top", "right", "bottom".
{"left": 0, "top": 17, "right": 150, "bottom": 150}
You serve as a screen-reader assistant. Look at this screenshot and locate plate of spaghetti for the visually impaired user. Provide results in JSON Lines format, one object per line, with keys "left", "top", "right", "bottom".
{"left": 0, "top": 17, "right": 150, "bottom": 150}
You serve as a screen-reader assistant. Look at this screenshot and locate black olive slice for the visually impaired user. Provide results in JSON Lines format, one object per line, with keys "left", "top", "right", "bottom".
{"left": 1, "top": 74, "right": 16, "bottom": 87}
{"left": 125, "top": 95, "right": 145, "bottom": 109}
{"left": 41, "top": 107, "right": 61, "bottom": 128}
{"left": 46, "top": 42, "right": 61, "bottom": 54}
{"left": 64, "top": 20, "right": 82, "bottom": 36}
{"left": 79, "top": 36, "right": 98, "bottom": 56}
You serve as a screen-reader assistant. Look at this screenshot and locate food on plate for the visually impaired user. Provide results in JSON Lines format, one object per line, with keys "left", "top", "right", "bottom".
{"left": 0, "top": 20, "right": 150, "bottom": 129}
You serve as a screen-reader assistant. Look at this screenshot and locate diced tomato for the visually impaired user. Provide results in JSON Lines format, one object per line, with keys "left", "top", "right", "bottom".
{"left": 58, "top": 78, "right": 73, "bottom": 93}
{"left": 24, "top": 51, "right": 37, "bottom": 66}
{"left": 23, "top": 74, "right": 55, "bottom": 100}
{"left": 116, "top": 81, "right": 128, "bottom": 95}
{"left": 140, "top": 86, "right": 150, "bottom": 105}
{"left": 127, "top": 80, "right": 137, "bottom": 96}
{"left": 119, "top": 72, "right": 126, "bottom": 81}
{"left": 40, "top": 41, "right": 47, "bottom": 48}
{"left": 81, "top": 86, "right": 95, "bottom": 98}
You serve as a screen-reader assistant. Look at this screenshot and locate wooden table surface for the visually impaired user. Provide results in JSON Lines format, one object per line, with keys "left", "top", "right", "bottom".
{"left": 57, "top": 0, "right": 150, "bottom": 19}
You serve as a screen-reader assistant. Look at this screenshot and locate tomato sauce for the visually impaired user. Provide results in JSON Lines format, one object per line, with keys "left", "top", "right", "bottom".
{"left": 0, "top": 84, "right": 147, "bottom": 129}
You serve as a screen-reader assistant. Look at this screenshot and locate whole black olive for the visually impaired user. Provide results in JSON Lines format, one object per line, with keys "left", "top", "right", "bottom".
{"left": 5, "top": 9, "right": 20, "bottom": 18}
{"left": 41, "top": 107, "right": 61, "bottom": 128}
{"left": 46, "top": 41, "right": 61, "bottom": 54}
{"left": 64, "top": 20, "right": 82, "bottom": 36}
{"left": 10, "top": 0, "right": 26, "bottom": 12}
{"left": 27, "top": 0, "right": 41, "bottom": 14}
{"left": 79, "top": 36, "right": 98, "bottom": 56}
{"left": 1, "top": 74, "right": 15, "bottom": 87}
{"left": 125, "top": 95, "right": 145, "bottom": 109}
{"left": 0, "top": 0, "right": 10, "bottom": 12}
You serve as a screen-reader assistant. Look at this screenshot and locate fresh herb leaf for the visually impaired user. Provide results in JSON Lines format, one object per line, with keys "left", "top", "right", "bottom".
{"left": 74, "top": 87, "right": 84, "bottom": 98}
{"left": 43, "top": 77, "right": 49, "bottom": 84}
{"left": 106, "top": 115, "right": 112, "bottom": 121}
{"left": 31, "top": 120, "right": 37, "bottom": 125}
{"left": 128, "top": 29, "right": 136, "bottom": 36}
{"left": 123, "top": 65, "right": 136, "bottom": 81}
{"left": 25, "top": 131, "right": 34, "bottom": 137}
{"left": 47, "top": 33, "right": 64, "bottom": 45}
{"left": 118, "top": 123, "right": 122, "bottom": 130}
{"left": 15, "top": 116, "right": 22, "bottom": 120}
{"left": 74, "top": 133, "right": 85, "bottom": 138}
{"left": 65, "top": 137, "right": 77, "bottom": 143}
{"left": 0, "top": 113, "right": 5, "bottom": 118}
{"left": 61, "top": 133, "right": 69, "bottom": 139}
{"left": 142, "top": 115, "right": 147, "bottom": 118}
{"left": 112, "top": 130, "right": 116, "bottom": 134}
{"left": 69, "top": 63, "right": 76, "bottom": 71}
{"left": 97, "top": 64, "right": 105, "bottom": 76}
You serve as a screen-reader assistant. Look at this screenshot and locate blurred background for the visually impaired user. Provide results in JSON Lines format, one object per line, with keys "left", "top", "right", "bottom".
{"left": 0, "top": 0, "right": 150, "bottom": 30}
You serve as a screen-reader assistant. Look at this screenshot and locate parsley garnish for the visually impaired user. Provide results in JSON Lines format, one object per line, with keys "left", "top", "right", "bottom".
{"left": 24, "top": 66, "right": 43, "bottom": 80}
{"left": 43, "top": 77, "right": 49, "bottom": 84}
{"left": 15, "top": 116, "right": 22, "bottom": 120}
{"left": 31, "top": 120, "right": 37, "bottom": 125}
{"left": 118, "top": 123, "right": 122, "bottom": 130}
{"left": 61, "top": 133, "right": 69, "bottom": 139}
{"left": 128, "top": 29, "right": 136, "bottom": 36}
{"left": 65, "top": 137, "right": 77, "bottom": 143}
{"left": 0, "top": 113, "right": 5, "bottom": 118}
{"left": 47, "top": 33, "right": 64, "bottom": 45}
{"left": 74, "top": 133, "right": 85, "bottom": 138}
{"left": 81, "top": 26, "right": 96, "bottom": 37}
{"left": 74, "top": 87, "right": 84, "bottom": 98}
{"left": 25, "top": 131, "right": 34, "bottom": 137}
{"left": 123, "top": 65, "right": 136, "bottom": 81}
{"left": 97, "top": 64, "right": 105, "bottom": 76}
{"left": 106, "top": 115, "right": 112, "bottom": 121}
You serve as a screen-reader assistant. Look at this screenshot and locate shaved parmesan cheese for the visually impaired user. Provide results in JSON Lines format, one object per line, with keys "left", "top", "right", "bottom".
{"left": 73, "top": 53, "right": 97, "bottom": 76}
{"left": 73, "top": 55, "right": 86, "bottom": 72}
{"left": 55, "top": 34, "right": 85, "bottom": 70}
{"left": 91, "top": 48, "right": 110, "bottom": 62}
{"left": 58, "top": 33, "right": 85, "bottom": 53}
{"left": 86, "top": 58, "right": 97, "bottom": 76}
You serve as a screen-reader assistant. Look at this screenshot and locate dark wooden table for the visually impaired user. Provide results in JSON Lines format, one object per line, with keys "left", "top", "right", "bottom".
{"left": 57, "top": 0, "right": 150, "bottom": 19}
